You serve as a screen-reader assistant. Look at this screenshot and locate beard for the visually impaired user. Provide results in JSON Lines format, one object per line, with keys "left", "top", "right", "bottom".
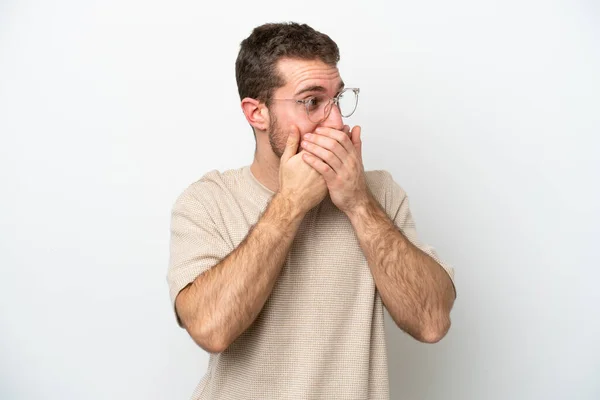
{"left": 267, "top": 112, "right": 288, "bottom": 159}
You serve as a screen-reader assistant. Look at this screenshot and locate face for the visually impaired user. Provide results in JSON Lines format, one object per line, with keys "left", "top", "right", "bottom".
{"left": 266, "top": 58, "right": 345, "bottom": 158}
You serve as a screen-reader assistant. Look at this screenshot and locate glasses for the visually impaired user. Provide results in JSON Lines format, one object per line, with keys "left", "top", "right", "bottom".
{"left": 271, "top": 87, "right": 360, "bottom": 124}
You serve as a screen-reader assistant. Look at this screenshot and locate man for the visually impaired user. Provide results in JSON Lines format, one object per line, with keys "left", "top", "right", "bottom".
{"left": 167, "top": 22, "right": 456, "bottom": 400}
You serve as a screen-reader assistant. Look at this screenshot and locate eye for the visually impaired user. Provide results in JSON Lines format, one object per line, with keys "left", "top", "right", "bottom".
{"left": 305, "top": 96, "right": 324, "bottom": 111}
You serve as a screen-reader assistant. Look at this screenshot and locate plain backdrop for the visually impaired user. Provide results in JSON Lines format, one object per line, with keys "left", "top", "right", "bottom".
{"left": 1, "top": 0, "right": 598, "bottom": 399}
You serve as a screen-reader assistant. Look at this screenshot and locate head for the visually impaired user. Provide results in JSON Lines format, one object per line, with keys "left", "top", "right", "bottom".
{"left": 236, "top": 22, "right": 346, "bottom": 158}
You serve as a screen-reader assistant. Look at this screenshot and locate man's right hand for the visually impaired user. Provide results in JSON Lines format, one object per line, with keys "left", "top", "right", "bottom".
{"left": 278, "top": 125, "right": 328, "bottom": 215}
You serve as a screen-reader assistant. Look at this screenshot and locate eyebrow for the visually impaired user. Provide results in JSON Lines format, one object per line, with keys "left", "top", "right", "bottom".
{"left": 295, "top": 81, "right": 345, "bottom": 96}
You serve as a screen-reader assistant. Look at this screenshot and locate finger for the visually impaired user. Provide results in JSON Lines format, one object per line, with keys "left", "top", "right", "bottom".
{"left": 350, "top": 125, "right": 361, "bottom": 145}
{"left": 314, "top": 127, "right": 354, "bottom": 154}
{"left": 281, "top": 125, "right": 300, "bottom": 162}
{"left": 303, "top": 132, "right": 348, "bottom": 163}
{"left": 301, "top": 139, "right": 344, "bottom": 173}
{"left": 351, "top": 125, "right": 362, "bottom": 158}
{"left": 302, "top": 152, "right": 337, "bottom": 182}
{"left": 342, "top": 124, "right": 351, "bottom": 136}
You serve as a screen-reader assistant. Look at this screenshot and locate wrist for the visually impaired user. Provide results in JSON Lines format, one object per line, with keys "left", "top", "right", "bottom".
{"left": 269, "top": 191, "right": 307, "bottom": 226}
{"left": 345, "top": 193, "right": 378, "bottom": 223}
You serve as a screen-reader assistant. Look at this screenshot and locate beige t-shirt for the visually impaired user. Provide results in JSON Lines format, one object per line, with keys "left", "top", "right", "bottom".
{"left": 167, "top": 166, "right": 455, "bottom": 400}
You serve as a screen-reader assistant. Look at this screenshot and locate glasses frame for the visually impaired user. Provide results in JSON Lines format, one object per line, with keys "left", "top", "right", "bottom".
{"left": 271, "top": 87, "right": 360, "bottom": 123}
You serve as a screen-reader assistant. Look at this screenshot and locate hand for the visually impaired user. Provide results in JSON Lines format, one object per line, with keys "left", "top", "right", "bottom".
{"left": 278, "top": 125, "right": 328, "bottom": 215}
{"left": 300, "top": 125, "right": 371, "bottom": 215}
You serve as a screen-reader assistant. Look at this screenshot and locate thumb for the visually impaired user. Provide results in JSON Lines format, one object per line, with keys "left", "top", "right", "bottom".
{"left": 281, "top": 125, "right": 300, "bottom": 162}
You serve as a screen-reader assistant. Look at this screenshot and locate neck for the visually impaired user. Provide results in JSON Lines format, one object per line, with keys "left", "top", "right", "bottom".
{"left": 250, "top": 146, "right": 280, "bottom": 194}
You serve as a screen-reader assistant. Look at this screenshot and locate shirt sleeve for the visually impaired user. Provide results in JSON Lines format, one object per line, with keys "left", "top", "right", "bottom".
{"left": 166, "top": 188, "right": 233, "bottom": 326}
{"left": 385, "top": 171, "right": 456, "bottom": 291}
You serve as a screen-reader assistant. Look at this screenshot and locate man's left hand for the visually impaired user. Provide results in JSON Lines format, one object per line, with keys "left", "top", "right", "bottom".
{"left": 301, "top": 125, "right": 371, "bottom": 215}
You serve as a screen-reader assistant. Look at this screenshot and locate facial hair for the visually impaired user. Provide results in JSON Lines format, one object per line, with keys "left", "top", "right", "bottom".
{"left": 267, "top": 111, "right": 287, "bottom": 159}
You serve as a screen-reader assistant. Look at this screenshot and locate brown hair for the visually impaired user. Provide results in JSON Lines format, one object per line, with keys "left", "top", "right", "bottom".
{"left": 235, "top": 22, "right": 340, "bottom": 106}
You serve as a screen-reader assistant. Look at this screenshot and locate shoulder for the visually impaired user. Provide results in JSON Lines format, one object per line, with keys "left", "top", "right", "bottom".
{"left": 364, "top": 169, "right": 408, "bottom": 215}
{"left": 172, "top": 167, "right": 246, "bottom": 212}
{"left": 365, "top": 169, "right": 392, "bottom": 190}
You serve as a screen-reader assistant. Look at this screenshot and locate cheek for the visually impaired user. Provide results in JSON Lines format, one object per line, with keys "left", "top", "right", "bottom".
{"left": 298, "top": 122, "right": 319, "bottom": 136}
{"left": 276, "top": 107, "right": 318, "bottom": 135}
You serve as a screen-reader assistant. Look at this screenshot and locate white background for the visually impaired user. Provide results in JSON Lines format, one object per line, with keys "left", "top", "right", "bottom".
{"left": 1, "top": 0, "right": 599, "bottom": 399}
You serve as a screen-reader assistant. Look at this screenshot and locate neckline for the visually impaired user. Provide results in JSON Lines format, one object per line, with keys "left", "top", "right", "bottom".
{"left": 242, "top": 165, "right": 275, "bottom": 199}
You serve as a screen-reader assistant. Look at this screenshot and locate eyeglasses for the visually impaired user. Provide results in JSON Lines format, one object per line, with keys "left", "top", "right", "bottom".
{"left": 271, "top": 87, "right": 360, "bottom": 124}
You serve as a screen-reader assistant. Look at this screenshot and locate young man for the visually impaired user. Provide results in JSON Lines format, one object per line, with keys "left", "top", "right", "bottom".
{"left": 167, "top": 22, "right": 456, "bottom": 400}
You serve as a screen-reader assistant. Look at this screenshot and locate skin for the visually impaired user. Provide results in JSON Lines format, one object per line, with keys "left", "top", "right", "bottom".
{"left": 175, "top": 57, "right": 456, "bottom": 353}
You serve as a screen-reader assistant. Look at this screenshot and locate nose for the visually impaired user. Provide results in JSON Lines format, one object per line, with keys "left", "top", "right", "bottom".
{"left": 318, "top": 102, "right": 344, "bottom": 131}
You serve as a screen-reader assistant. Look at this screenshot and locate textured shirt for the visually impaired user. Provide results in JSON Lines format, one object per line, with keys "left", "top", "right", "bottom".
{"left": 167, "top": 166, "right": 455, "bottom": 400}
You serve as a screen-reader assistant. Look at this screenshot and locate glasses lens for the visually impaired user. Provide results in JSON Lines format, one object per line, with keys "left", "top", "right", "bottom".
{"left": 306, "top": 95, "right": 331, "bottom": 123}
{"left": 338, "top": 89, "right": 358, "bottom": 117}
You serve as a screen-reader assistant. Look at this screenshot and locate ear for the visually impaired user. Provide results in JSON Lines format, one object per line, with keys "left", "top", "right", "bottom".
{"left": 241, "top": 97, "right": 269, "bottom": 132}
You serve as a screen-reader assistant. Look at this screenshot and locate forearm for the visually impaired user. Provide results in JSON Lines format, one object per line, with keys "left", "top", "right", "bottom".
{"left": 177, "top": 193, "right": 305, "bottom": 352}
{"left": 347, "top": 195, "right": 455, "bottom": 343}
